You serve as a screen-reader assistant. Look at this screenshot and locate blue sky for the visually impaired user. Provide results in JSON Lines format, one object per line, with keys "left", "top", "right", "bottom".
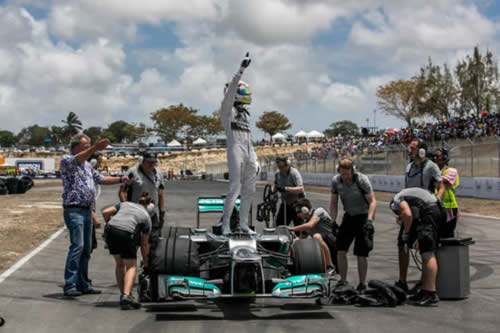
{"left": 0, "top": 0, "right": 499, "bottom": 140}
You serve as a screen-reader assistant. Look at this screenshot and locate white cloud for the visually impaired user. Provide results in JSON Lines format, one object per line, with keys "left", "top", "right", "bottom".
{"left": 0, "top": 0, "right": 499, "bottom": 137}
{"left": 350, "top": 3, "right": 495, "bottom": 52}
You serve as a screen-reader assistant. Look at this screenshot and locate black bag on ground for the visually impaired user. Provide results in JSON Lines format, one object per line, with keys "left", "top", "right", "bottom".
{"left": 150, "top": 227, "right": 199, "bottom": 276}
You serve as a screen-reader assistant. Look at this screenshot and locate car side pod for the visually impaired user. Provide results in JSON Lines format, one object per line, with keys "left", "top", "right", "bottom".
{"left": 163, "top": 276, "right": 222, "bottom": 300}
{"left": 272, "top": 274, "right": 329, "bottom": 298}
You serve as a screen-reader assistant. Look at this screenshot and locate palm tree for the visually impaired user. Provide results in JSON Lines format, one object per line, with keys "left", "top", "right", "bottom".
{"left": 62, "top": 112, "right": 83, "bottom": 139}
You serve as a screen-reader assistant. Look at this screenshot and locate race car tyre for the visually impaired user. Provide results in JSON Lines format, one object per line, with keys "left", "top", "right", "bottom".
{"left": 0, "top": 315, "right": 4, "bottom": 327}
{"left": 292, "top": 238, "right": 327, "bottom": 274}
{"left": 16, "top": 176, "right": 34, "bottom": 194}
{"left": 5, "top": 177, "right": 18, "bottom": 194}
{"left": 0, "top": 178, "right": 7, "bottom": 195}
{"left": 150, "top": 227, "right": 200, "bottom": 276}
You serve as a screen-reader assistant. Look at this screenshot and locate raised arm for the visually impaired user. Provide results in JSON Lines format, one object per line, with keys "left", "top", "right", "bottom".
{"left": 220, "top": 52, "right": 251, "bottom": 119}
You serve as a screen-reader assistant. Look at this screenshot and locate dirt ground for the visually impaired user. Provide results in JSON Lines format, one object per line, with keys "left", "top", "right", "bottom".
{"left": 0, "top": 179, "right": 63, "bottom": 270}
{"left": 0, "top": 180, "right": 499, "bottom": 272}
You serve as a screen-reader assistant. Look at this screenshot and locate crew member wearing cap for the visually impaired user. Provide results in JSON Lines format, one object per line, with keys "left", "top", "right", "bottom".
{"left": 119, "top": 152, "right": 165, "bottom": 247}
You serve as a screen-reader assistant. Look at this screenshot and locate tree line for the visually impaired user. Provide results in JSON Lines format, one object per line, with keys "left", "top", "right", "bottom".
{"left": 377, "top": 46, "right": 500, "bottom": 127}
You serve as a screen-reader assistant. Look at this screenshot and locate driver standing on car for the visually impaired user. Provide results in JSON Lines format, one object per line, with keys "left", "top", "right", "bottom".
{"left": 272, "top": 156, "right": 305, "bottom": 227}
{"left": 219, "top": 52, "right": 259, "bottom": 235}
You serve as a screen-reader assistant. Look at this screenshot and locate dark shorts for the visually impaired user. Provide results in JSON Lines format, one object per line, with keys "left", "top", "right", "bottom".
{"left": 337, "top": 213, "right": 373, "bottom": 257}
{"left": 438, "top": 208, "right": 458, "bottom": 238}
{"left": 107, "top": 227, "right": 138, "bottom": 259}
{"left": 397, "top": 205, "right": 440, "bottom": 254}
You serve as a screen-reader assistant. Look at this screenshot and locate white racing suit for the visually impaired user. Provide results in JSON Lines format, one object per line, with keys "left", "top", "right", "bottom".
{"left": 220, "top": 66, "right": 257, "bottom": 234}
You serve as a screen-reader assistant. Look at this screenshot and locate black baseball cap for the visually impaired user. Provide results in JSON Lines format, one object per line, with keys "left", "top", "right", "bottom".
{"left": 142, "top": 152, "right": 158, "bottom": 162}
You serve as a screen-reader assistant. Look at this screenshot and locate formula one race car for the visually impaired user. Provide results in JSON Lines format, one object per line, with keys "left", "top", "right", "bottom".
{"left": 139, "top": 196, "right": 331, "bottom": 302}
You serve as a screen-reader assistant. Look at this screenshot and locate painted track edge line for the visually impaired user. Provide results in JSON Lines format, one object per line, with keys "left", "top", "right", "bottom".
{"left": 0, "top": 226, "right": 66, "bottom": 284}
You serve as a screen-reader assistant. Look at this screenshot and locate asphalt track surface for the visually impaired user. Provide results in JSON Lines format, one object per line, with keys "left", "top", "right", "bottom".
{"left": 0, "top": 180, "right": 499, "bottom": 332}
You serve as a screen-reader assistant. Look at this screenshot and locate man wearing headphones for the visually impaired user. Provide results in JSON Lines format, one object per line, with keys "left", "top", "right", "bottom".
{"left": 271, "top": 156, "right": 305, "bottom": 227}
{"left": 119, "top": 152, "right": 165, "bottom": 247}
{"left": 292, "top": 198, "right": 336, "bottom": 271}
{"left": 396, "top": 138, "right": 444, "bottom": 294}
{"left": 433, "top": 148, "right": 460, "bottom": 238}
{"left": 330, "top": 158, "right": 376, "bottom": 293}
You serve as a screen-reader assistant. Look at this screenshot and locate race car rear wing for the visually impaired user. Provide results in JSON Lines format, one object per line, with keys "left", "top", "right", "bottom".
{"left": 196, "top": 196, "right": 252, "bottom": 228}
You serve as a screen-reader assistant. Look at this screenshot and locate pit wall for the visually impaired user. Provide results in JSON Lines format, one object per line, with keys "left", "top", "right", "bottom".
{"left": 0, "top": 143, "right": 321, "bottom": 174}
{"left": 211, "top": 172, "right": 500, "bottom": 200}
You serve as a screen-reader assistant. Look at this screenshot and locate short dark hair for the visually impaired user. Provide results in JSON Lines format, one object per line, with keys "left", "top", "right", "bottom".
{"left": 295, "top": 198, "right": 312, "bottom": 212}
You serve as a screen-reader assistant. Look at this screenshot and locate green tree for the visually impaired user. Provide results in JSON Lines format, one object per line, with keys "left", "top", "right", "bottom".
{"left": 83, "top": 126, "right": 104, "bottom": 144}
{"left": 49, "top": 126, "right": 65, "bottom": 145}
{"left": 17, "top": 125, "right": 52, "bottom": 146}
{"left": 414, "top": 58, "right": 458, "bottom": 120}
{"left": 61, "top": 112, "right": 83, "bottom": 139}
{"left": 455, "top": 47, "right": 499, "bottom": 116}
{"left": 186, "top": 111, "right": 224, "bottom": 139}
{"left": 0, "top": 130, "right": 17, "bottom": 147}
{"left": 150, "top": 104, "right": 198, "bottom": 142}
{"left": 104, "top": 121, "right": 146, "bottom": 143}
{"left": 256, "top": 111, "right": 292, "bottom": 140}
{"left": 323, "top": 120, "right": 359, "bottom": 137}
{"left": 376, "top": 80, "right": 420, "bottom": 127}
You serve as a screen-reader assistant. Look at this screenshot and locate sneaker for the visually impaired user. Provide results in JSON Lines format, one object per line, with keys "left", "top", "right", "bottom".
{"left": 120, "top": 294, "right": 142, "bottom": 310}
{"left": 394, "top": 280, "right": 409, "bottom": 293}
{"left": 81, "top": 288, "right": 102, "bottom": 295}
{"left": 408, "top": 281, "right": 423, "bottom": 295}
{"left": 334, "top": 280, "right": 348, "bottom": 289}
{"left": 63, "top": 289, "right": 82, "bottom": 297}
{"left": 408, "top": 289, "right": 424, "bottom": 302}
{"left": 411, "top": 290, "right": 439, "bottom": 306}
{"left": 356, "top": 283, "right": 367, "bottom": 294}
{"left": 327, "top": 265, "right": 336, "bottom": 277}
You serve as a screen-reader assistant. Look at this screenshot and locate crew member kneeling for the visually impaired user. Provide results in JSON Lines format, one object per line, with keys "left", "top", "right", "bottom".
{"left": 102, "top": 192, "right": 154, "bottom": 310}
{"left": 390, "top": 187, "right": 447, "bottom": 306}
{"left": 292, "top": 198, "right": 337, "bottom": 273}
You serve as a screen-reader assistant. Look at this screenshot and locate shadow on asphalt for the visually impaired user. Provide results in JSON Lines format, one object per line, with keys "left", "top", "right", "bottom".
{"left": 150, "top": 301, "right": 333, "bottom": 321}
{"left": 155, "top": 311, "right": 334, "bottom": 321}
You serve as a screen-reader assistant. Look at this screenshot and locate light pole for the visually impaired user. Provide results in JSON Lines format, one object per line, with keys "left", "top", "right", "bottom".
{"left": 373, "top": 109, "right": 377, "bottom": 133}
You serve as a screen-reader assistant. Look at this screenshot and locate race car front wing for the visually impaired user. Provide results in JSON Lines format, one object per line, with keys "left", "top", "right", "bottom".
{"left": 156, "top": 274, "right": 330, "bottom": 301}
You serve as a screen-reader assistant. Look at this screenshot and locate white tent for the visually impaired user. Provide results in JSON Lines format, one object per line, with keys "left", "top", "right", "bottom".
{"left": 193, "top": 137, "right": 207, "bottom": 145}
{"left": 294, "top": 130, "right": 307, "bottom": 137}
{"left": 167, "top": 139, "right": 181, "bottom": 147}
{"left": 272, "top": 133, "right": 286, "bottom": 141}
{"left": 307, "top": 130, "right": 324, "bottom": 138}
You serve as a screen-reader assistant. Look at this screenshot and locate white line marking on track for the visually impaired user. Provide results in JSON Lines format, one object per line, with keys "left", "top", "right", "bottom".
{"left": 0, "top": 227, "right": 66, "bottom": 284}
{"left": 0, "top": 184, "right": 103, "bottom": 284}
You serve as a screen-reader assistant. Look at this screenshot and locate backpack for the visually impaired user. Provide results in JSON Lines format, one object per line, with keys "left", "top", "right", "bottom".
{"left": 334, "top": 173, "right": 369, "bottom": 207}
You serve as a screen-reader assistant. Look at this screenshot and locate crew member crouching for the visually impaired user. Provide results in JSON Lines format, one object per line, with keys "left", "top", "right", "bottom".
{"left": 390, "top": 187, "right": 447, "bottom": 306}
{"left": 292, "top": 198, "right": 338, "bottom": 273}
{"left": 102, "top": 192, "right": 154, "bottom": 310}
